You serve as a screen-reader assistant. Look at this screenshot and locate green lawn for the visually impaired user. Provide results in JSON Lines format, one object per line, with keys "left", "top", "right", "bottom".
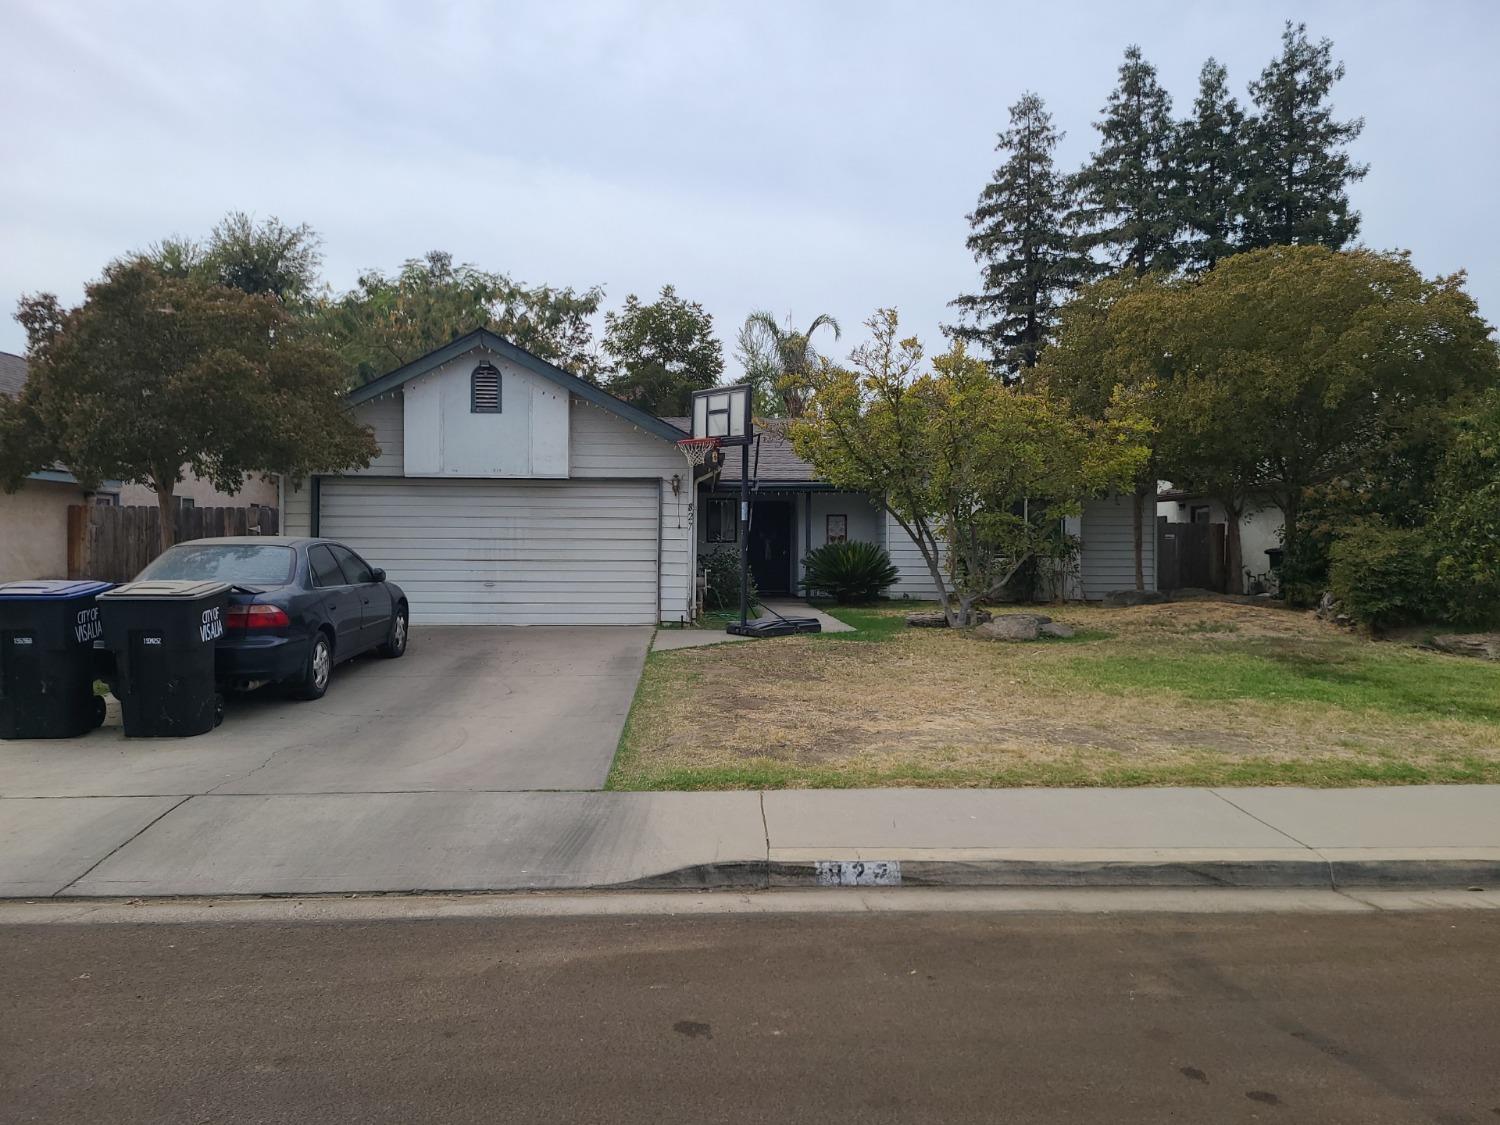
{"left": 607, "top": 599, "right": 1500, "bottom": 790}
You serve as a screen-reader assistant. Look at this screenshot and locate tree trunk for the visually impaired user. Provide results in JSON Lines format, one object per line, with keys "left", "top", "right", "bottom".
{"left": 1132, "top": 487, "right": 1146, "bottom": 591}
{"left": 155, "top": 482, "right": 176, "bottom": 552}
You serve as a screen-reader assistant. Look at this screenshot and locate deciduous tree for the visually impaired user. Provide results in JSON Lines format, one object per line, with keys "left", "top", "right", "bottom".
{"left": 792, "top": 310, "right": 1150, "bottom": 626}
{"left": 0, "top": 261, "right": 377, "bottom": 550}
{"left": 602, "top": 285, "right": 724, "bottom": 416}
{"left": 322, "top": 251, "right": 605, "bottom": 384}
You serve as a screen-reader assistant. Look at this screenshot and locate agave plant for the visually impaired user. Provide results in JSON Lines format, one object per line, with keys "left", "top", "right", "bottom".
{"left": 800, "top": 540, "right": 899, "bottom": 603}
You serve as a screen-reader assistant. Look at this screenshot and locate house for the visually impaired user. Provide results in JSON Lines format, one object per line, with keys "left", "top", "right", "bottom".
{"left": 1156, "top": 487, "right": 1285, "bottom": 589}
{"left": 280, "top": 330, "right": 1156, "bottom": 624}
{"left": 281, "top": 329, "right": 699, "bottom": 625}
{"left": 678, "top": 420, "right": 1156, "bottom": 602}
{"left": 0, "top": 351, "right": 121, "bottom": 581}
{"left": 0, "top": 350, "right": 279, "bottom": 581}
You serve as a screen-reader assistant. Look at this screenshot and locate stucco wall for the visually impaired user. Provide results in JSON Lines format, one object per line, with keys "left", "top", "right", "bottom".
{"left": 0, "top": 480, "right": 89, "bottom": 581}
{"left": 117, "top": 472, "right": 278, "bottom": 508}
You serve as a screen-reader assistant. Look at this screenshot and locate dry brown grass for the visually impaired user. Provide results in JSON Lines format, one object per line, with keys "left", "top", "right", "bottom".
{"left": 610, "top": 599, "right": 1500, "bottom": 789}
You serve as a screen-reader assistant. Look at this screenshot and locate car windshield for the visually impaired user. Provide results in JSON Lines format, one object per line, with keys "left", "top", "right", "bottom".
{"left": 137, "top": 544, "right": 296, "bottom": 585}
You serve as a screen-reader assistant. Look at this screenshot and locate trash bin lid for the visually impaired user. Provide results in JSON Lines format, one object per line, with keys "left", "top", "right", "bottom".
{"left": 0, "top": 579, "right": 114, "bottom": 600}
{"left": 101, "top": 580, "right": 231, "bottom": 600}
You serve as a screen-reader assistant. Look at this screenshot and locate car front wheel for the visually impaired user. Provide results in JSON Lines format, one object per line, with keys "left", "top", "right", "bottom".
{"left": 290, "top": 633, "right": 333, "bottom": 700}
{"left": 379, "top": 605, "right": 409, "bottom": 659}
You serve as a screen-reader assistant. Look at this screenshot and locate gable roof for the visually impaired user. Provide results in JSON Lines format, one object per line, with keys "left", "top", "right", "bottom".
{"left": 0, "top": 351, "right": 28, "bottom": 399}
{"left": 346, "top": 328, "right": 687, "bottom": 443}
{"left": 662, "top": 416, "right": 821, "bottom": 485}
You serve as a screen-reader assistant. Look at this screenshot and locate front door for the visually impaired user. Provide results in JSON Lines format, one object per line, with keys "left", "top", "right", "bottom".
{"left": 750, "top": 501, "right": 795, "bottom": 595}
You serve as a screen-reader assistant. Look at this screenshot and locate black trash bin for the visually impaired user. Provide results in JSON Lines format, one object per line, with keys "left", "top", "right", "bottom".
{"left": 99, "top": 580, "right": 229, "bottom": 738}
{"left": 0, "top": 579, "right": 113, "bottom": 739}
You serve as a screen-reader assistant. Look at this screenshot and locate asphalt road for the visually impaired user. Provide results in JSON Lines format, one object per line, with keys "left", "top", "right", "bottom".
{"left": 4, "top": 908, "right": 1499, "bottom": 1123}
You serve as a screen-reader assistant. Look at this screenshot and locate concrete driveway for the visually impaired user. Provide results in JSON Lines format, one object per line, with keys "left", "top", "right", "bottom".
{"left": 0, "top": 626, "right": 651, "bottom": 799}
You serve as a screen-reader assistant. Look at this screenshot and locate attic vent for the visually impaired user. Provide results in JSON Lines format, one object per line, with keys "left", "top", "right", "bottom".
{"left": 471, "top": 363, "right": 501, "bottom": 413}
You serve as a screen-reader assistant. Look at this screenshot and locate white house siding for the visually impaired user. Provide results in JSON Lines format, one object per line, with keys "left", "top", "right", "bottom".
{"left": 317, "top": 477, "right": 660, "bottom": 625}
{"left": 568, "top": 399, "right": 694, "bottom": 624}
{"left": 285, "top": 392, "right": 694, "bottom": 624}
{"left": 881, "top": 510, "right": 942, "bottom": 600}
{"left": 1079, "top": 494, "right": 1157, "bottom": 599}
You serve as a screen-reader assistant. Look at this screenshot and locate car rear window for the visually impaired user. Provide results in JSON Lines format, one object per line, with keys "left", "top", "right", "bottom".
{"left": 137, "top": 544, "right": 296, "bottom": 585}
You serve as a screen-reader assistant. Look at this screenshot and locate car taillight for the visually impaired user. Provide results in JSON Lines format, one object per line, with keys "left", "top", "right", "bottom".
{"left": 226, "top": 604, "right": 291, "bottom": 630}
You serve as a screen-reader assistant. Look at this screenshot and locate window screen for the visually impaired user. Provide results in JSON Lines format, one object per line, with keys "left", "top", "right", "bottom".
{"left": 308, "top": 545, "right": 347, "bottom": 588}
{"left": 471, "top": 363, "right": 501, "bottom": 413}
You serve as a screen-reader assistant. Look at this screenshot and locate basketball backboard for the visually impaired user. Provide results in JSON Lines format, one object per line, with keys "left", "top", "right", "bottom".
{"left": 691, "top": 385, "right": 753, "bottom": 446}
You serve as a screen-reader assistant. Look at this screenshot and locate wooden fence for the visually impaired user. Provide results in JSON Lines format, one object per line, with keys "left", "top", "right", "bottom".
{"left": 1157, "top": 517, "right": 1226, "bottom": 593}
{"left": 67, "top": 505, "right": 279, "bottom": 582}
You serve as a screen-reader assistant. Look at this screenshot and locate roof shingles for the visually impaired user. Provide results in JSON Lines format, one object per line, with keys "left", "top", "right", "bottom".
{"left": 0, "top": 351, "right": 27, "bottom": 399}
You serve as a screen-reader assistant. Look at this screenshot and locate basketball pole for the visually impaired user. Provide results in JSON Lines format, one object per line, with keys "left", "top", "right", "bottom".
{"left": 738, "top": 439, "right": 750, "bottom": 629}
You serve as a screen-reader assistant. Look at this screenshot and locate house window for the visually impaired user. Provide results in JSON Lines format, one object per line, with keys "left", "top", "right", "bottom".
{"left": 705, "top": 498, "right": 737, "bottom": 543}
{"left": 826, "top": 514, "right": 848, "bottom": 543}
{"left": 471, "top": 363, "right": 502, "bottom": 413}
{"left": 1189, "top": 504, "right": 1211, "bottom": 525}
{"left": 93, "top": 493, "right": 117, "bottom": 507}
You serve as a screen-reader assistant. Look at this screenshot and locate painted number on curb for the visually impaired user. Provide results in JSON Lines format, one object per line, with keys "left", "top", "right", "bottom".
{"left": 815, "top": 861, "right": 901, "bottom": 887}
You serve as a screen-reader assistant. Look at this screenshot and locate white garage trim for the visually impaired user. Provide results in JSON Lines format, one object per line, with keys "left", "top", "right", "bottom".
{"left": 317, "top": 478, "right": 662, "bottom": 625}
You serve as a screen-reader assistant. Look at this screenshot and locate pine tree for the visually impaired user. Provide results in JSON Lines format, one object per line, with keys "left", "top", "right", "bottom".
{"left": 1069, "top": 45, "right": 1181, "bottom": 276}
{"left": 947, "top": 93, "right": 1088, "bottom": 379}
{"left": 1243, "top": 22, "right": 1367, "bottom": 249}
{"left": 1175, "top": 59, "right": 1249, "bottom": 272}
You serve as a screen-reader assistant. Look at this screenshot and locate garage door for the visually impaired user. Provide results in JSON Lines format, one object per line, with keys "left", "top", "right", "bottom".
{"left": 318, "top": 478, "right": 660, "bottom": 625}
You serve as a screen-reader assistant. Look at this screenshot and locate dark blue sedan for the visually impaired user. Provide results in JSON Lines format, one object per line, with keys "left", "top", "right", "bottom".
{"left": 133, "top": 537, "right": 410, "bottom": 700}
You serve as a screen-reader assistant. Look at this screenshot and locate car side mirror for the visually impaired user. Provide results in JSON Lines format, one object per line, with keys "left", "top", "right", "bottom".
{"left": 370, "top": 568, "right": 386, "bottom": 582}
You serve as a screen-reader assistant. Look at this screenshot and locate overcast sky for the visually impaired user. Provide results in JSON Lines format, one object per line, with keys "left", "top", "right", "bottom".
{"left": 2, "top": 1, "right": 1497, "bottom": 371}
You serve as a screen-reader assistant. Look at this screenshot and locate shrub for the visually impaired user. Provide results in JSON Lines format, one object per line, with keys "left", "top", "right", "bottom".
{"left": 701, "top": 547, "right": 756, "bottom": 612}
{"left": 1429, "top": 390, "right": 1500, "bottom": 627}
{"left": 800, "top": 540, "right": 899, "bottom": 603}
{"left": 1327, "top": 520, "right": 1435, "bottom": 630}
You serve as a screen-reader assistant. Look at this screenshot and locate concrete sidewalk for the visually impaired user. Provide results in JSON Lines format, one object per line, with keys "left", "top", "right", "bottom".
{"left": 4, "top": 785, "right": 1499, "bottom": 898}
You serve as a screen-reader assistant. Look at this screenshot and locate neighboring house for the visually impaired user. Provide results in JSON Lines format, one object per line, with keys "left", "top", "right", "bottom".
{"left": 116, "top": 474, "right": 277, "bottom": 510}
{"left": 1156, "top": 487, "right": 1285, "bottom": 588}
{"left": 673, "top": 418, "right": 1156, "bottom": 602}
{"left": 282, "top": 329, "right": 698, "bottom": 625}
{"left": 0, "top": 350, "right": 277, "bottom": 581}
{"left": 0, "top": 351, "right": 120, "bottom": 581}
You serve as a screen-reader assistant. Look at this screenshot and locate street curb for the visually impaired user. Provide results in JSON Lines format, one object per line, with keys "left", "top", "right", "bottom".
{"left": 620, "top": 857, "right": 1500, "bottom": 892}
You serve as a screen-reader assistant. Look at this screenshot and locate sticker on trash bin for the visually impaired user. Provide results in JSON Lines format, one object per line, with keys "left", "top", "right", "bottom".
{"left": 198, "top": 607, "right": 223, "bottom": 644}
{"left": 73, "top": 607, "right": 101, "bottom": 644}
{"left": 142, "top": 636, "right": 162, "bottom": 646}
{"left": 815, "top": 860, "right": 901, "bottom": 887}
{"left": 11, "top": 636, "right": 33, "bottom": 645}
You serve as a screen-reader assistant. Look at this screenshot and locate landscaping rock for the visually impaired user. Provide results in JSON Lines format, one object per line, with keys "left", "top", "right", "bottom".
{"left": 974, "top": 614, "right": 1052, "bottom": 641}
{"left": 1039, "top": 622, "right": 1076, "bottom": 639}
{"left": 906, "top": 610, "right": 992, "bottom": 628}
{"left": 1102, "top": 590, "right": 1168, "bottom": 607}
{"left": 1431, "top": 634, "right": 1500, "bottom": 661}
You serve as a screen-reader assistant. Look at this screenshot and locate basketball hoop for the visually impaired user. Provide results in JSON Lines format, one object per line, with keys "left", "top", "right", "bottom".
{"left": 677, "top": 436, "right": 723, "bottom": 470}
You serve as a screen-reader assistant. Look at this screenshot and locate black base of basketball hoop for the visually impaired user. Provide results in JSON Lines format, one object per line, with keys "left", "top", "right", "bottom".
{"left": 726, "top": 616, "right": 822, "bottom": 638}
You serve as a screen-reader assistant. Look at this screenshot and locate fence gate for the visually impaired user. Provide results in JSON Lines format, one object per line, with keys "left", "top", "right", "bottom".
{"left": 1156, "top": 517, "right": 1226, "bottom": 592}
{"left": 67, "top": 505, "right": 279, "bottom": 583}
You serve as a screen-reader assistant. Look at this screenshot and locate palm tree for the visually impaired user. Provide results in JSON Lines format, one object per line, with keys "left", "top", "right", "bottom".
{"left": 739, "top": 310, "right": 841, "bottom": 417}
